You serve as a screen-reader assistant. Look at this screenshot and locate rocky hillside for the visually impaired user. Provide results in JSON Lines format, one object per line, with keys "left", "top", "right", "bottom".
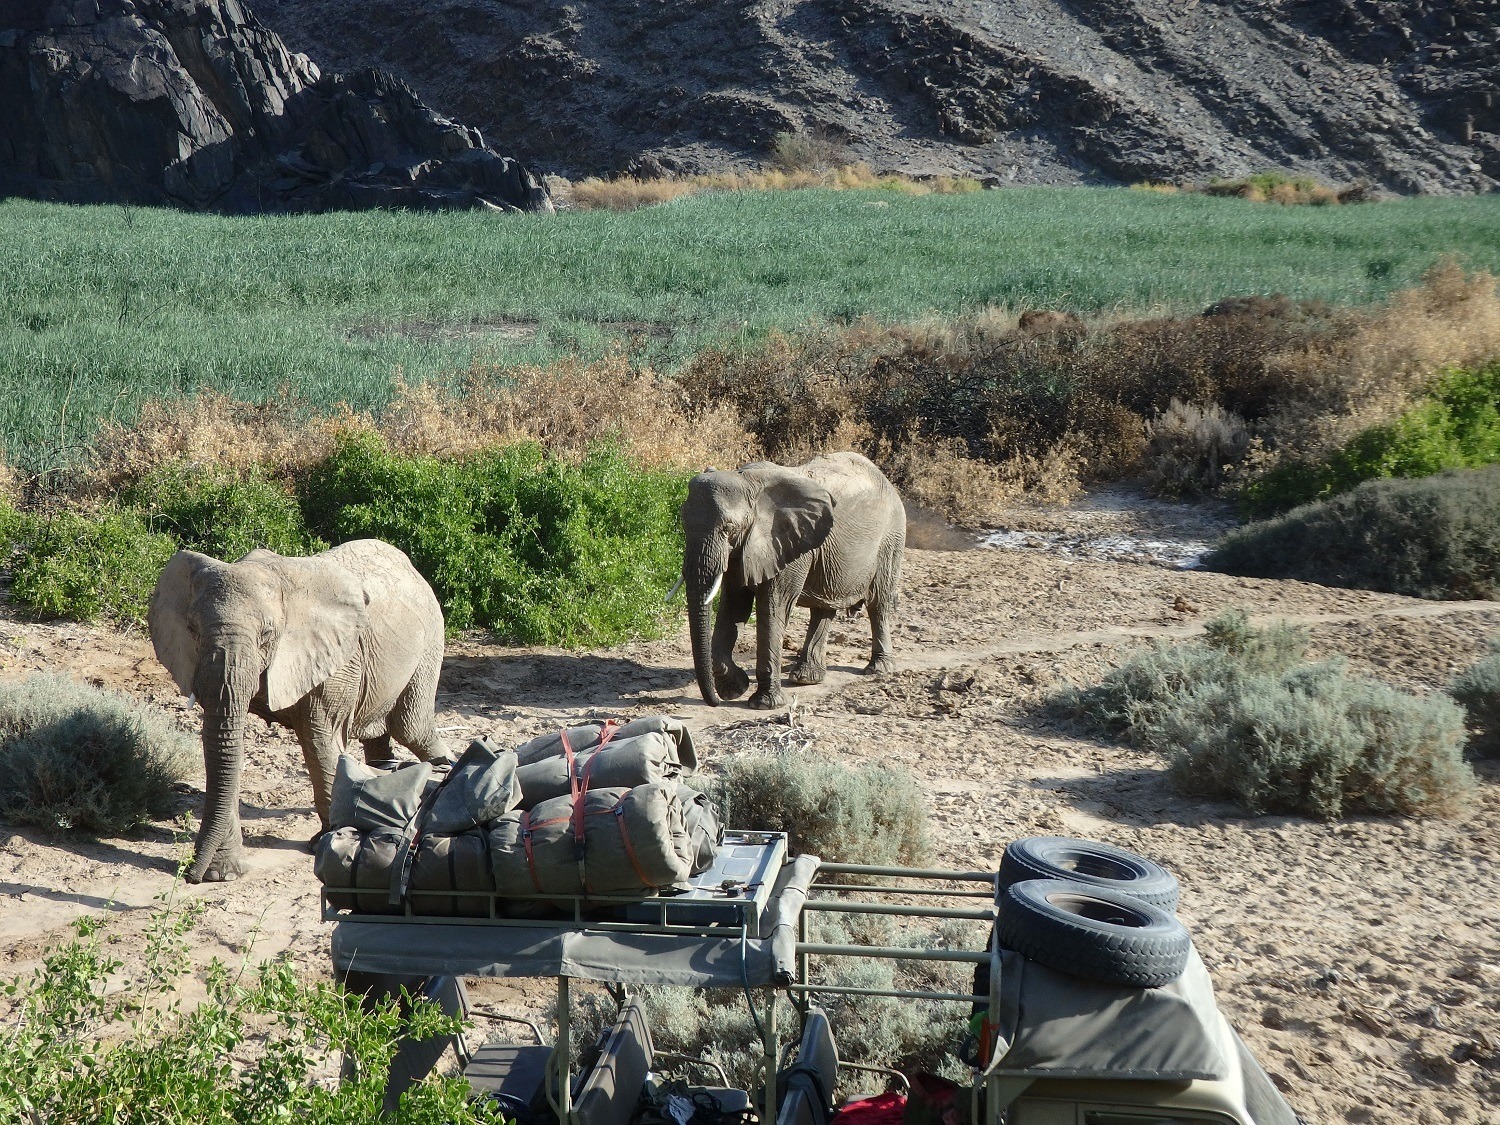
{"left": 0, "top": 0, "right": 549, "bottom": 212}
{"left": 253, "top": 0, "right": 1500, "bottom": 193}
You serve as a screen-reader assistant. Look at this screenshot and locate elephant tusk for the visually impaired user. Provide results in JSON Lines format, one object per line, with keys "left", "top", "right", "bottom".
{"left": 186, "top": 693, "right": 197, "bottom": 708}
{"left": 665, "top": 575, "right": 684, "bottom": 603}
{"left": 704, "top": 573, "right": 723, "bottom": 604}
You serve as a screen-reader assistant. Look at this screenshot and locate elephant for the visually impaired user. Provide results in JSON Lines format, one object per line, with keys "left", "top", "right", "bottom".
{"left": 148, "top": 539, "right": 449, "bottom": 884}
{"left": 682, "top": 452, "right": 906, "bottom": 709}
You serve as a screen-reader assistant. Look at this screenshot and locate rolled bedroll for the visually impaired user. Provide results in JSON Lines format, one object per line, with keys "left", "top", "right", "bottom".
{"left": 514, "top": 731, "right": 692, "bottom": 807}
{"left": 490, "top": 783, "right": 701, "bottom": 896}
{"left": 513, "top": 717, "right": 697, "bottom": 772}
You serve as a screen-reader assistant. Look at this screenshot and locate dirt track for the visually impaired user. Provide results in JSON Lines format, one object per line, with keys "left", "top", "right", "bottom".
{"left": 1, "top": 495, "right": 1497, "bottom": 1124}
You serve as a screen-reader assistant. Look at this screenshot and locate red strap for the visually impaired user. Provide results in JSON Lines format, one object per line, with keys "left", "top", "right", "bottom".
{"left": 611, "top": 795, "right": 656, "bottom": 889}
{"left": 519, "top": 810, "right": 544, "bottom": 894}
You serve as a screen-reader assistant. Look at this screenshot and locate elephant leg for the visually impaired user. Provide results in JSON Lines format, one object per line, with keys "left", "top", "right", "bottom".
{"left": 864, "top": 532, "right": 903, "bottom": 676}
{"left": 788, "top": 608, "right": 836, "bottom": 685}
{"left": 295, "top": 700, "right": 345, "bottom": 846}
{"left": 360, "top": 734, "right": 394, "bottom": 765}
{"left": 712, "top": 587, "right": 753, "bottom": 700}
{"left": 388, "top": 644, "right": 450, "bottom": 763}
{"left": 198, "top": 805, "right": 246, "bottom": 883}
{"left": 750, "top": 565, "right": 807, "bottom": 709}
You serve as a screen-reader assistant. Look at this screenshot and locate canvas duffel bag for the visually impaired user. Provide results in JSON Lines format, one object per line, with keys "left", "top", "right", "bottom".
{"left": 490, "top": 783, "right": 699, "bottom": 897}
{"left": 406, "top": 831, "right": 495, "bottom": 917}
{"left": 314, "top": 827, "right": 406, "bottom": 914}
{"left": 515, "top": 731, "right": 691, "bottom": 809}
{"left": 513, "top": 717, "right": 697, "bottom": 773}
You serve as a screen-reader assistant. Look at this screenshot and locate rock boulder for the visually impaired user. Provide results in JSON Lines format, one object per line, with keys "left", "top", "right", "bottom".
{"left": 0, "top": 0, "right": 550, "bottom": 212}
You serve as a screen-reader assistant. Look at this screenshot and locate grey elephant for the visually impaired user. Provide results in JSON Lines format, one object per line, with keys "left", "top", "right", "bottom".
{"left": 148, "top": 539, "right": 448, "bottom": 883}
{"left": 683, "top": 452, "right": 906, "bottom": 709}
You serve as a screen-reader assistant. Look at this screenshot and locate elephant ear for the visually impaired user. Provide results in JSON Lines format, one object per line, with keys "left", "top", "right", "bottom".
{"left": 738, "top": 463, "right": 837, "bottom": 586}
{"left": 263, "top": 552, "right": 370, "bottom": 712}
{"left": 148, "top": 550, "right": 222, "bottom": 696}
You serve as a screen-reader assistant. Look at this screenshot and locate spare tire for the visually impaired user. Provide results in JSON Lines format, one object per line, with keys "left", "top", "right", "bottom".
{"left": 997, "top": 879, "right": 1190, "bottom": 989}
{"left": 999, "top": 836, "right": 1179, "bottom": 911}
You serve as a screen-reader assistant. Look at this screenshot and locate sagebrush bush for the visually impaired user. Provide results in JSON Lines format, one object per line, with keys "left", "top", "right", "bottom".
{"left": 1143, "top": 399, "right": 1250, "bottom": 498}
{"left": 1054, "top": 612, "right": 1475, "bottom": 818}
{"left": 301, "top": 432, "right": 686, "bottom": 643}
{"left": 0, "top": 908, "right": 504, "bottom": 1123}
{"left": 706, "top": 749, "right": 928, "bottom": 865}
{"left": 7, "top": 505, "right": 177, "bottom": 624}
{"left": 1210, "top": 466, "right": 1500, "bottom": 599}
{"left": 1448, "top": 641, "right": 1500, "bottom": 756}
{"left": 0, "top": 673, "right": 194, "bottom": 833}
{"left": 124, "top": 462, "right": 325, "bottom": 560}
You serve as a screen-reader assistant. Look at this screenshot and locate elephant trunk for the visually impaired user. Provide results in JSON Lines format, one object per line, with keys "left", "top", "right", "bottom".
{"left": 685, "top": 534, "right": 729, "bottom": 706}
{"left": 187, "top": 638, "right": 258, "bottom": 883}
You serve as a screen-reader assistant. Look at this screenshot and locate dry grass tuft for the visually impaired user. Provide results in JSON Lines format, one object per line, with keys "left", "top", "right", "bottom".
{"left": 84, "top": 391, "right": 352, "bottom": 494}
{"left": 880, "top": 434, "right": 1082, "bottom": 525}
{"left": 564, "top": 163, "right": 981, "bottom": 212}
{"left": 378, "top": 356, "right": 754, "bottom": 470}
{"left": 1143, "top": 399, "right": 1251, "bottom": 498}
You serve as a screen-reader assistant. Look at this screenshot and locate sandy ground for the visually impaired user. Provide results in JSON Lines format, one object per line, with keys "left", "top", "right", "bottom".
{"left": 1, "top": 491, "right": 1497, "bottom": 1124}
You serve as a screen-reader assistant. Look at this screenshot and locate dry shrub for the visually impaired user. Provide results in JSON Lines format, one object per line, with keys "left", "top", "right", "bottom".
{"left": 379, "top": 357, "right": 754, "bottom": 471}
{"left": 881, "top": 434, "right": 1082, "bottom": 525}
{"left": 1142, "top": 399, "right": 1251, "bottom": 498}
{"left": 566, "top": 176, "right": 702, "bottom": 213}
{"left": 771, "top": 128, "right": 849, "bottom": 173}
{"left": 567, "top": 163, "right": 981, "bottom": 212}
{"left": 83, "top": 391, "right": 350, "bottom": 494}
{"left": 1254, "top": 261, "right": 1500, "bottom": 463}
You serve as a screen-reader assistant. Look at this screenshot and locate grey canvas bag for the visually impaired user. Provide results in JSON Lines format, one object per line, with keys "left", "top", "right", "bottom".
{"left": 489, "top": 783, "right": 696, "bottom": 897}
{"left": 513, "top": 717, "right": 697, "bottom": 773}
{"left": 425, "top": 739, "right": 522, "bottom": 834}
{"left": 514, "top": 731, "right": 687, "bottom": 808}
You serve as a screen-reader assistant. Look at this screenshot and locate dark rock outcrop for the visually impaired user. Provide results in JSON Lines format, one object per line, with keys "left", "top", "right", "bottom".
{"left": 253, "top": 0, "right": 1497, "bottom": 194}
{"left": 0, "top": 0, "right": 550, "bottom": 212}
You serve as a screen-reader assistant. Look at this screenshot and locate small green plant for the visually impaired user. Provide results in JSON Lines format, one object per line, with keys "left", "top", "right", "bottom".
{"left": 1212, "top": 466, "right": 1500, "bottom": 599}
{"left": 7, "top": 504, "right": 177, "bottom": 624}
{"left": 1243, "top": 362, "right": 1500, "bottom": 515}
{"left": 0, "top": 672, "right": 195, "bottom": 834}
{"left": 301, "top": 431, "right": 687, "bottom": 643}
{"left": 1448, "top": 640, "right": 1500, "bottom": 756}
{"left": 0, "top": 900, "right": 506, "bottom": 1124}
{"left": 1053, "top": 611, "right": 1475, "bottom": 818}
{"left": 124, "top": 461, "right": 326, "bottom": 560}
{"left": 707, "top": 749, "right": 929, "bottom": 865}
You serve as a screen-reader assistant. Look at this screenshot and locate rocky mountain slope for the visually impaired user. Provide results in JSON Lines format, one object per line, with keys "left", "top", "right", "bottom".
{"left": 0, "top": 0, "right": 549, "bottom": 211}
{"left": 254, "top": 0, "right": 1500, "bottom": 193}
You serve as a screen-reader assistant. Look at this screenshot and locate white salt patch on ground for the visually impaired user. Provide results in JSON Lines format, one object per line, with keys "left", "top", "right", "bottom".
{"left": 980, "top": 528, "right": 1213, "bottom": 569}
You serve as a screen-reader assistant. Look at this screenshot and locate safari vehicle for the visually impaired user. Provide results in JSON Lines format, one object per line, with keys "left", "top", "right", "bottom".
{"left": 325, "top": 832, "right": 1298, "bottom": 1125}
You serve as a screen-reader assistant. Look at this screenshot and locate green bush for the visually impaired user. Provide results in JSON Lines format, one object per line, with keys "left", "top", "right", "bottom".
{"left": 124, "top": 462, "right": 325, "bottom": 560}
{"left": 0, "top": 673, "right": 195, "bottom": 834}
{"left": 707, "top": 749, "right": 929, "bottom": 865}
{"left": 1244, "top": 362, "right": 1500, "bottom": 515}
{"left": 1054, "top": 612, "right": 1475, "bottom": 818}
{"left": 1211, "top": 467, "right": 1500, "bottom": 599}
{"left": 301, "top": 431, "right": 686, "bottom": 643}
{"left": 7, "top": 506, "right": 177, "bottom": 624}
{"left": 1449, "top": 642, "right": 1500, "bottom": 756}
{"left": 0, "top": 909, "right": 506, "bottom": 1123}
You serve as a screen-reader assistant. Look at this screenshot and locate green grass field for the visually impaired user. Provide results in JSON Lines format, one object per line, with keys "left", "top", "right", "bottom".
{"left": 4, "top": 187, "right": 1500, "bottom": 470}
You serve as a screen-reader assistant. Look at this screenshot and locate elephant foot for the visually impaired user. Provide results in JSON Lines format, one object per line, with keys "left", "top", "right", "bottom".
{"left": 748, "top": 686, "right": 788, "bottom": 710}
{"left": 714, "top": 663, "right": 752, "bottom": 700}
{"left": 863, "top": 655, "right": 896, "bottom": 676}
{"left": 787, "top": 659, "right": 826, "bottom": 685}
{"left": 187, "top": 849, "right": 247, "bottom": 884}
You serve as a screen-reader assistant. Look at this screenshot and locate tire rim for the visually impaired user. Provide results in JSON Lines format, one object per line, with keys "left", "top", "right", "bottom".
{"left": 1047, "top": 850, "right": 1143, "bottom": 882}
{"left": 1042, "top": 891, "right": 1153, "bottom": 929}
